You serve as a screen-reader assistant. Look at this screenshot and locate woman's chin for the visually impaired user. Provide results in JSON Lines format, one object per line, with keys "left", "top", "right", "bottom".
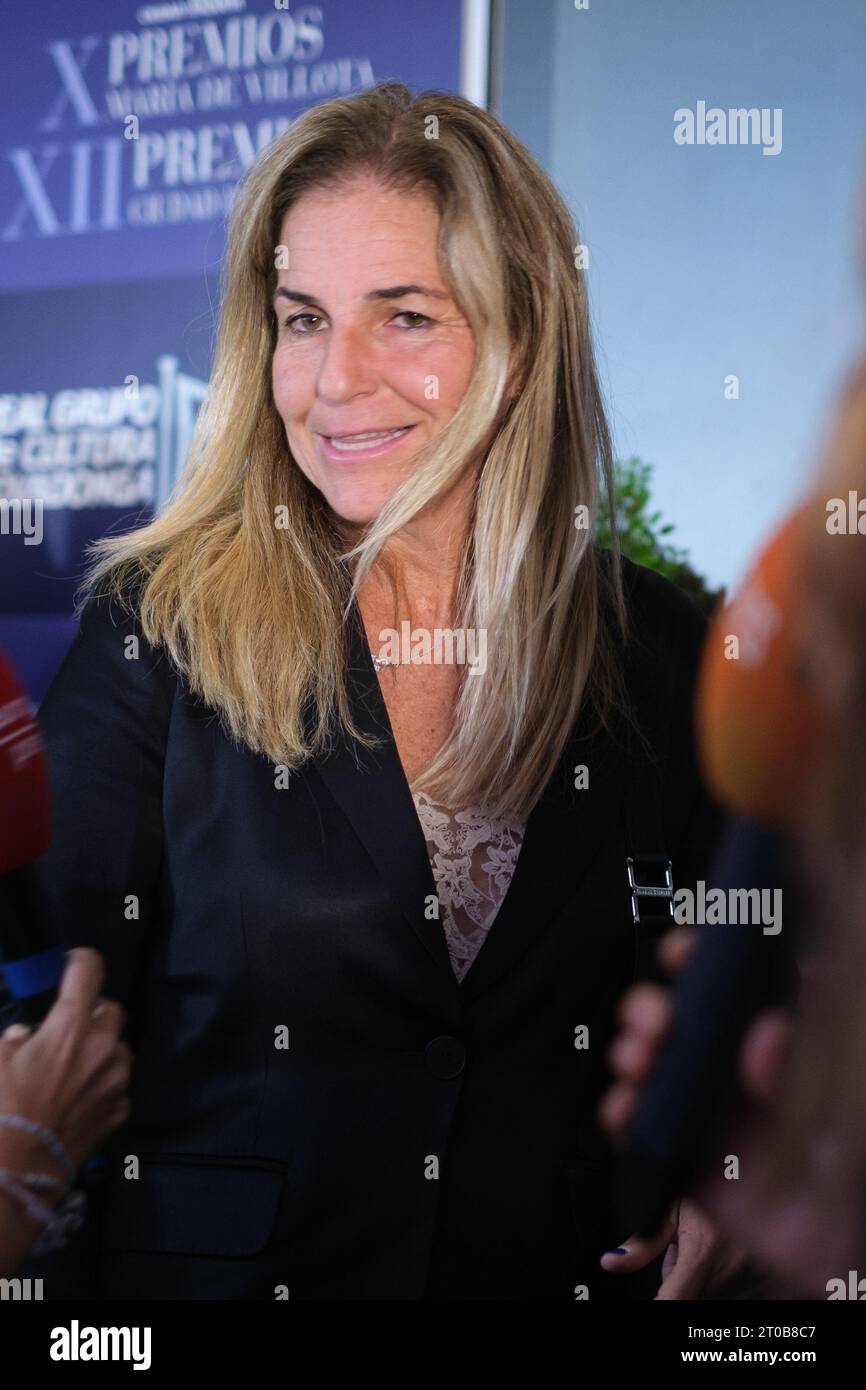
{"left": 324, "top": 490, "right": 395, "bottom": 528}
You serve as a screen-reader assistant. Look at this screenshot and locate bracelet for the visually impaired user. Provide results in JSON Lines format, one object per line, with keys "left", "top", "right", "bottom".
{"left": 31, "top": 1188, "right": 86, "bottom": 1256}
{"left": 0, "top": 1115, "right": 76, "bottom": 1184}
{"left": 0, "top": 1169, "right": 86, "bottom": 1256}
{"left": 17, "top": 1171, "right": 68, "bottom": 1197}
{"left": 0, "top": 1169, "right": 56, "bottom": 1227}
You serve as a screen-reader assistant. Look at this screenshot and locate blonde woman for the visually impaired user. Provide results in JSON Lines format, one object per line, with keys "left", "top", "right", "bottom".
{"left": 17, "top": 83, "right": 731, "bottom": 1300}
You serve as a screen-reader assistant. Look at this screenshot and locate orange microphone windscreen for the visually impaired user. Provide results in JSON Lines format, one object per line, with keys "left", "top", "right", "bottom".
{"left": 695, "top": 501, "right": 826, "bottom": 825}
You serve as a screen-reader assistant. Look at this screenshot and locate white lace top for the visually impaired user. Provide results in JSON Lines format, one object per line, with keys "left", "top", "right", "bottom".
{"left": 412, "top": 790, "right": 527, "bottom": 982}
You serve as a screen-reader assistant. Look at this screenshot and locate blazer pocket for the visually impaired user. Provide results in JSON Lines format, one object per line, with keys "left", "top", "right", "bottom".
{"left": 101, "top": 1155, "right": 287, "bottom": 1259}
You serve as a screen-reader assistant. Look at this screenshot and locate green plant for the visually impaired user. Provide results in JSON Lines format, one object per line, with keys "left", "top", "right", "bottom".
{"left": 596, "top": 456, "right": 725, "bottom": 617}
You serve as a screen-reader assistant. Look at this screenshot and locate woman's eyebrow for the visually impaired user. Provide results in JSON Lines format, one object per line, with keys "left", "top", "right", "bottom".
{"left": 272, "top": 284, "right": 451, "bottom": 309}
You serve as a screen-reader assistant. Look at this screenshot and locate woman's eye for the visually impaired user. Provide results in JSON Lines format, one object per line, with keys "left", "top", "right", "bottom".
{"left": 394, "top": 311, "right": 432, "bottom": 330}
{"left": 280, "top": 311, "right": 433, "bottom": 334}
{"left": 283, "top": 313, "right": 322, "bottom": 333}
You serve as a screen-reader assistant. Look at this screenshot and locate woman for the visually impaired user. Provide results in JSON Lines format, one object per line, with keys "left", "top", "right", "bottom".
{"left": 21, "top": 81, "right": 728, "bottom": 1300}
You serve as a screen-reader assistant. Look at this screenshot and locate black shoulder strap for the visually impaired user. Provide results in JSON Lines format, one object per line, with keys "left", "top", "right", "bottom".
{"left": 610, "top": 555, "right": 688, "bottom": 982}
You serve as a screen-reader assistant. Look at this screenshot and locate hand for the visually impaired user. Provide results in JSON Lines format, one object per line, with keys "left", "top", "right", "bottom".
{"left": 598, "top": 927, "right": 793, "bottom": 1143}
{"left": 597, "top": 926, "right": 793, "bottom": 1297}
{"left": 599, "top": 927, "right": 692, "bottom": 1137}
{"left": 0, "top": 947, "right": 133, "bottom": 1177}
{"left": 600, "top": 1196, "right": 748, "bottom": 1299}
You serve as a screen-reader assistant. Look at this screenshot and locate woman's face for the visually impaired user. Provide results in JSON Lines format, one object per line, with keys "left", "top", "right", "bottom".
{"left": 271, "top": 177, "right": 476, "bottom": 525}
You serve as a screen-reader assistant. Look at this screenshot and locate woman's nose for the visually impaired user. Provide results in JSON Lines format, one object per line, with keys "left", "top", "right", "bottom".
{"left": 315, "top": 322, "right": 378, "bottom": 401}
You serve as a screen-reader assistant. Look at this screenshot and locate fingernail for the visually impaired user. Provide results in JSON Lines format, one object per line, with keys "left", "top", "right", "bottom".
{"left": 605, "top": 1247, "right": 628, "bottom": 1255}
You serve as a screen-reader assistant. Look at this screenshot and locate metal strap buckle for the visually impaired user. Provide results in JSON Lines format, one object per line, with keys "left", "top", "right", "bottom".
{"left": 626, "top": 854, "right": 674, "bottom": 926}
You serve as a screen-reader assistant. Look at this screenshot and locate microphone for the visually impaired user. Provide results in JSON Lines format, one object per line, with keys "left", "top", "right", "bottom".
{"left": 613, "top": 502, "right": 821, "bottom": 1237}
{"left": 695, "top": 502, "right": 825, "bottom": 824}
{"left": 0, "top": 646, "right": 66, "bottom": 1024}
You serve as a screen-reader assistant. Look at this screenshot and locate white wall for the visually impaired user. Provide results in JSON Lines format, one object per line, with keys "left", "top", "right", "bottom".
{"left": 498, "top": 0, "right": 866, "bottom": 588}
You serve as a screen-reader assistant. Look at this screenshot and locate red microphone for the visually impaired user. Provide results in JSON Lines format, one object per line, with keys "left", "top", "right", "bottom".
{"left": 0, "top": 646, "right": 65, "bottom": 1022}
{"left": 0, "top": 646, "right": 52, "bottom": 872}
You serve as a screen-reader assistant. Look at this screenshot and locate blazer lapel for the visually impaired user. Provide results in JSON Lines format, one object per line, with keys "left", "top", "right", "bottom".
{"left": 310, "top": 599, "right": 454, "bottom": 982}
{"left": 458, "top": 721, "right": 630, "bottom": 1003}
{"left": 310, "top": 597, "right": 632, "bottom": 1001}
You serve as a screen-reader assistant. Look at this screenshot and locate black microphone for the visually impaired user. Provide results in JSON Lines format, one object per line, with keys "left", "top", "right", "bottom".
{"left": 613, "top": 814, "right": 800, "bottom": 1236}
{"left": 613, "top": 505, "right": 818, "bottom": 1235}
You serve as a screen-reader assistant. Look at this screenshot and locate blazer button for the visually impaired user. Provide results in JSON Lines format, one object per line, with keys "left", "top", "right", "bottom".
{"left": 425, "top": 1035, "right": 466, "bottom": 1079}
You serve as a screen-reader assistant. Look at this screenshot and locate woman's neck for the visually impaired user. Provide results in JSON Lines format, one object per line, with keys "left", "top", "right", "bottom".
{"left": 348, "top": 468, "right": 475, "bottom": 627}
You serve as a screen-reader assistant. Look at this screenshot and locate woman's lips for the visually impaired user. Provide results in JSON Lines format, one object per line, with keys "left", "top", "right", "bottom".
{"left": 319, "top": 425, "right": 415, "bottom": 460}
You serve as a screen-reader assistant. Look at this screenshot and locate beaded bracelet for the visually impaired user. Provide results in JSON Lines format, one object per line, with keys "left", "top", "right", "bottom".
{"left": 0, "top": 1169, "right": 86, "bottom": 1256}
{"left": 0, "top": 1169, "right": 56, "bottom": 1227}
{"left": 0, "top": 1114, "right": 75, "bottom": 1185}
{"left": 15, "top": 1171, "right": 67, "bottom": 1196}
{"left": 0, "top": 1114, "right": 85, "bottom": 1255}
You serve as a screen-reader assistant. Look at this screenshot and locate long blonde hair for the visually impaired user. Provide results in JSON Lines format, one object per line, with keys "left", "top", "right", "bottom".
{"left": 82, "top": 81, "right": 628, "bottom": 819}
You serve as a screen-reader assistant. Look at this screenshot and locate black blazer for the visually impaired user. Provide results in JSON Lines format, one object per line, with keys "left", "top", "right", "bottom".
{"left": 15, "top": 553, "right": 721, "bottom": 1301}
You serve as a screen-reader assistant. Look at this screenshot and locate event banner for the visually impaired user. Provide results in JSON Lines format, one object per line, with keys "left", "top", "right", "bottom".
{"left": 0, "top": 0, "right": 464, "bottom": 698}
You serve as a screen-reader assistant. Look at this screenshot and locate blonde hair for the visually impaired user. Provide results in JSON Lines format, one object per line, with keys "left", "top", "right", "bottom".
{"left": 82, "top": 81, "right": 628, "bottom": 819}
